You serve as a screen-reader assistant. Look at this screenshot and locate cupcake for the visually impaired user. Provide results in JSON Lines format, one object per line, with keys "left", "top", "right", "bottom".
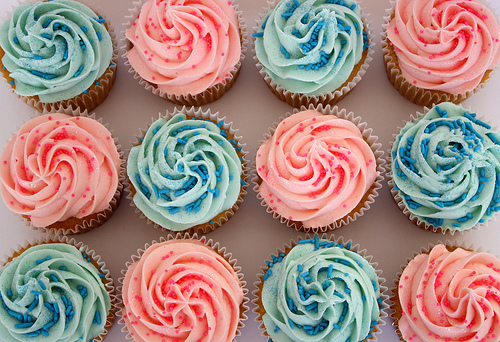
{"left": 388, "top": 102, "right": 500, "bottom": 234}
{"left": 392, "top": 243, "right": 500, "bottom": 342}
{"left": 0, "top": 236, "right": 116, "bottom": 342}
{"left": 123, "top": 0, "right": 247, "bottom": 106}
{"left": 254, "top": 105, "right": 384, "bottom": 232}
{"left": 0, "top": 0, "right": 118, "bottom": 113}
{"left": 126, "top": 107, "right": 248, "bottom": 234}
{"left": 0, "top": 111, "right": 124, "bottom": 234}
{"left": 254, "top": 234, "right": 388, "bottom": 342}
{"left": 382, "top": 0, "right": 500, "bottom": 107}
{"left": 253, "top": 0, "right": 373, "bottom": 108}
{"left": 119, "top": 234, "right": 248, "bottom": 342}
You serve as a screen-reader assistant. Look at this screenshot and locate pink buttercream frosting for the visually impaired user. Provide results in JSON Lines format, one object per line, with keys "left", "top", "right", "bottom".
{"left": 387, "top": 0, "right": 500, "bottom": 94}
{"left": 0, "top": 114, "right": 120, "bottom": 227}
{"left": 122, "top": 238, "right": 244, "bottom": 342}
{"left": 256, "top": 110, "right": 378, "bottom": 228}
{"left": 397, "top": 244, "right": 500, "bottom": 342}
{"left": 125, "top": 0, "right": 241, "bottom": 96}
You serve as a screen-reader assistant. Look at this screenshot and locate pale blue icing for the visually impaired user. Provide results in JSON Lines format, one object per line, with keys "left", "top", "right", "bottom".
{"left": 261, "top": 236, "right": 381, "bottom": 342}
{"left": 127, "top": 113, "right": 243, "bottom": 231}
{"left": 254, "top": 0, "right": 368, "bottom": 96}
{"left": 391, "top": 102, "right": 500, "bottom": 232}
{"left": 0, "top": 0, "right": 113, "bottom": 102}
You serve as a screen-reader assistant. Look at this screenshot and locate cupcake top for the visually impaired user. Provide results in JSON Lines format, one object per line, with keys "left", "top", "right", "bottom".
{"left": 121, "top": 238, "right": 245, "bottom": 342}
{"left": 125, "top": 0, "right": 241, "bottom": 96}
{"left": 127, "top": 112, "right": 244, "bottom": 231}
{"left": 259, "top": 235, "right": 382, "bottom": 342}
{"left": 390, "top": 102, "right": 500, "bottom": 232}
{"left": 0, "top": 113, "right": 121, "bottom": 228}
{"left": 397, "top": 244, "right": 500, "bottom": 342}
{"left": 253, "top": 0, "right": 369, "bottom": 96}
{"left": 0, "top": 242, "right": 112, "bottom": 342}
{"left": 386, "top": 0, "right": 500, "bottom": 95}
{"left": 256, "top": 109, "right": 378, "bottom": 229}
{"left": 0, "top": 0, "right": 114, "bottom": 103}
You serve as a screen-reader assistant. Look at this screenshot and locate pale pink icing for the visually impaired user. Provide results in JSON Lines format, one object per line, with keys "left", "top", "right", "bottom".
{"left": 398, "top": 245, "right": 500, "bottom": 342}
{"left": 256, "top": 110, "right": 378, "bottom": 228}
{"left": 387, "top": 0, "right": 500, "bottom": 94}
{"left": 125, "top": 0, "right": 241, "bottom": 96}
{"left": 0, "top": 114, "right": 120, "bottom": 227}
{"left": 122, "top": 239, "right": 244, "bottom": 342}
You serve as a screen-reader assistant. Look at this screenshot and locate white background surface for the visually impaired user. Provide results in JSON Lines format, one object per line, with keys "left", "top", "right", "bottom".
{"left": 0, "top": 0, "right": 499, "bottom": 341}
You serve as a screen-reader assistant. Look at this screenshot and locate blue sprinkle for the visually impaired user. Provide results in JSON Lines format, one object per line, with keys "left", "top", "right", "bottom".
{"left": 41, "top": 33, "right": 52, "bottom": 39}
{"left": 252, "top": 32, "right": 264, "bottom": 37}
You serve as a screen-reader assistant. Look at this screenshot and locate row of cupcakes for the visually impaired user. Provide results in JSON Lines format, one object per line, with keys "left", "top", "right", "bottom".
{"left": 1, "top": 102, "right": 499, "bottom": 235}
{"left": 0, "top": 0, "right": 499, "bottom": 112}
{"left": 0, "top": 232, "right": 499, "bottom": 342}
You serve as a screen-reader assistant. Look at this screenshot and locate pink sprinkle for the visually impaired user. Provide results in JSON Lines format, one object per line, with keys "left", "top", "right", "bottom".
{"left": 221, "top": 53, "right": 225, "bottom": 56}
{"left": 192, "top": 65, "right": 196, "bottom": 68}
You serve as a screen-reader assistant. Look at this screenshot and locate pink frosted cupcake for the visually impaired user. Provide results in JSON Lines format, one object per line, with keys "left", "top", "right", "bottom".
{"left": 254, "top": 105, "right": 384, "bottom": 232}
{"left": 0, "top": 110, "right": 124, "bottom": 234}
{"left": 382, "top": 0, "right": 500, "bottom": 106}
{"left": 119, "top": 234, "right": 248, "bottom": 341}
{"left": 123, "top": 0, "right": 247, "bottom": 106}
{"left": 392, "top": 243, "right": 500, "bottom": 342}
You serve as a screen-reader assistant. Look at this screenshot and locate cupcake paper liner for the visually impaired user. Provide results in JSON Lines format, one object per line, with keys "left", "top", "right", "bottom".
{"left": 125, "top": 106, "right": 250, "bottom": 235}
{"left": 0, "top": 234, "right": 117, "bottom": 342}
{"left": 253, "top": 0, "right": 375, "bottom": 108}
{"left": 251, "top": 103, "right": 385, "bottom": 233}
{"left": 0, "top": 0, "right": 118, "bottom": 113}
{"left": 390, "top": 240, "right": 498, "bottom": 342}
{"left": 117, "top": 232, "right": 249, "bottom": 341}
{"left": 121, "top": 0, "right": 248, "bottom": 106}
{"left": 381, "top": 0, "right": 500, "bottom": 107}
{"left": 1, "top": 105, "right": 125, "bottom": 235}
{"left": 252, "top": 233, "right": 389, "bottom": 342}
{"left": 385, "top": 104, "right": 497, "bottom": 235}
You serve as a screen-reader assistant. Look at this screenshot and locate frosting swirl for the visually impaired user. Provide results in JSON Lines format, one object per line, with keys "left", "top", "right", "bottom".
{"left": 256, "top": 110, "right": 378, "bottom": 228}
{"left": 125, "top": 0, "right": 241, "bottom": 96}
{"left": 0, "top": 0, "right": 114, "bottom": 102}
{"left": 260, "top": 236, "right": 381, "bottom": 342}
{"left": 390, "top": 102, "right": 500, "bottom": 232}
{"left": 0, "top": 243, "right": 111, "bottom": 342}
{"left": 397, "top": 244, "right": 500, "bottom": 342}
{"left": 122, "top": 239, "right": 244, "bottom": 342}
{"left": 127, "top": 113, "right": 243, "bottom": 231}
{"left": 386, "top": 0, "right": 500, "bottom": 95}
{"left": 254, "top": 0, "right": 368, "bottom": 96}
{"left": 0, "top": 113, "right": 121, "bottom": 228}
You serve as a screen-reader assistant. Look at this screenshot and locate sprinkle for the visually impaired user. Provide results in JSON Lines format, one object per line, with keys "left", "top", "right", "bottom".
{"left": 252, "top": 32, "right": 264, "bottom": 37}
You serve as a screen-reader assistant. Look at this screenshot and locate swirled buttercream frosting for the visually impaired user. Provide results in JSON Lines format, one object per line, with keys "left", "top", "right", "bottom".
{"left": 0, "top": 113, "right": 121, "bottom": 228}
{"left": 253, "top": 0, "right": 369, "bottom": 96}
{"left": 0, "top": 0, "right": 114, "bottom": 102}
{"left": 127, "top": 113, "right": 243, "bottom": 231}
{"left": 122, "top": 238, "right": 244, "bottom": 342}
{"left": 259, "top": 235, "right": 382, "bottom": 342}
{"left": 0, "top": 243, "right": 112, "bottom": 342}
{"left": 397, "top": 244, "right": 500, "bottom": 342}
{"left": 386, "top": 0, "right": 500, "bottom": 95}
{"left": 256, "top": 109, "right": 378, "bottom": 229}
{"left": 390, "top": 102, "right": 500, "bottom": 232}
{"left": 125, "top": 0, "right": 241, "bottom": 96}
